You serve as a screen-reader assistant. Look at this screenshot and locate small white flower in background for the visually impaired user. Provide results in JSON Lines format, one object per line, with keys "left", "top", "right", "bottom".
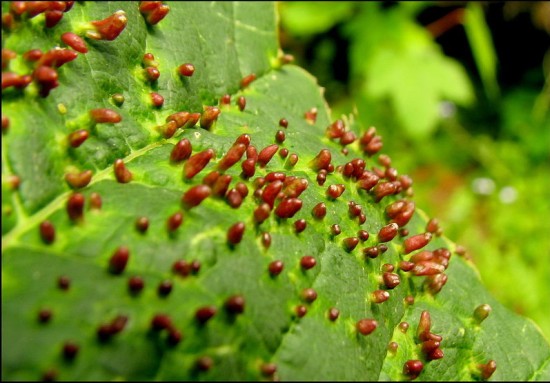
{"left": 471, "top": 177, "right": 495, "bottom": 195}
{"left": 439, "top": 101, "right": 456, "bottom": 119}
{"left": 499, "top": 186, "right": 518, "bottom": 204}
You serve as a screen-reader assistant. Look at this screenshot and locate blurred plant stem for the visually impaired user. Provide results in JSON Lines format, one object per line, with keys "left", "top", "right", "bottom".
{"left": 532, "top": 69, "right": 549, "bottom": 122}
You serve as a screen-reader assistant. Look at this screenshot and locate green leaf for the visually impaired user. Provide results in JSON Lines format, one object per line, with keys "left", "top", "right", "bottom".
{"left": 2, "top": 1, "right": 549, "bottom": 381}
{"left": 346, "top": 3, "right": 474, "bottom": 139}
{"left": 279, "top": 1, "right": 355, "bottom": 37}
{"left": 366, "top": 48, "right": 474, "bottom": 138}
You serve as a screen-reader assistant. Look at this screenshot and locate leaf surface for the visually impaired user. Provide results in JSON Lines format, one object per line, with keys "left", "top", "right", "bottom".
{"left": 2, "top": 2, "right": 549, "bottom": 381}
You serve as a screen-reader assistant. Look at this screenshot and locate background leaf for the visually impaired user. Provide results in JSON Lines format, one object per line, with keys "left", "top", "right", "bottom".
{"left": 342, "top": 3, "right": 474, "bottom": 139}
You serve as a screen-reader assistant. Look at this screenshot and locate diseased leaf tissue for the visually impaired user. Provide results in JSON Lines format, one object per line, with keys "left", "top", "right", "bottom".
{"left": 2, "top": 2, "right": 549, "bottom": 381}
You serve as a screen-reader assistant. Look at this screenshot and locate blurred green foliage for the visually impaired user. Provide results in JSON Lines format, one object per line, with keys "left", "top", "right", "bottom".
{"left": 279, "top": 1, "right": 550, "bottom": 341}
